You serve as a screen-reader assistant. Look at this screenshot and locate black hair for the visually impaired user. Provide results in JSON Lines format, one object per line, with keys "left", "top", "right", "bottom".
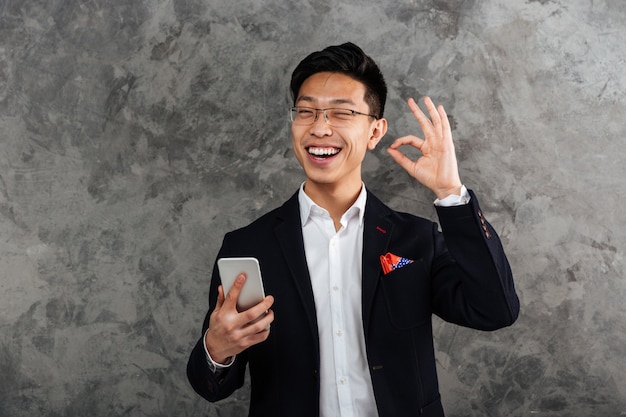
{"left": 290, "top": 42, "right": 387, "bottom": 119}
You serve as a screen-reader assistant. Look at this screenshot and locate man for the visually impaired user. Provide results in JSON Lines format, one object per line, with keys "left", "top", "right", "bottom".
{"left": 187, "top": 42, "right": 519, "bottom": 417}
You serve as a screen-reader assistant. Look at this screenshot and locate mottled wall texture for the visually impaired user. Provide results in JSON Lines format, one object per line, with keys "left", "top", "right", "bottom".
{"left": 0, "top": 0, "right": 624, "bottom": 416}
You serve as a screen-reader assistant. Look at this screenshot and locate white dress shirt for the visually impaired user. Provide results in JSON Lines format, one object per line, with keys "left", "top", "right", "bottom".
{"left": 298, "top": 183, "right": 377, "bottom": 417}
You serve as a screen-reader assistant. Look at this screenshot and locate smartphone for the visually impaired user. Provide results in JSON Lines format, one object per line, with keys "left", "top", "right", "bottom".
{"left": 217, "top": 257, "right": 266, "bottom": 312}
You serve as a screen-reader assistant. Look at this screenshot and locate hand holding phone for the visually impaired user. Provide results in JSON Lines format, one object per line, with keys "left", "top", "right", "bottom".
{"left": 206, "top": 257, "right": 272, "bottom": 363}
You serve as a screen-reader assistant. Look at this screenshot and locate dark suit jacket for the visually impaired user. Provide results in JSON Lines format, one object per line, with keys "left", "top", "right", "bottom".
{"left": 187, "top": 189, "right": 519, "bottom": 417}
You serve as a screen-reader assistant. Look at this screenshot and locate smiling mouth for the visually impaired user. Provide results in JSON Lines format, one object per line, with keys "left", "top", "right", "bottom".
{"left": 307, "top": 147, "right": 341, "bottom": 158}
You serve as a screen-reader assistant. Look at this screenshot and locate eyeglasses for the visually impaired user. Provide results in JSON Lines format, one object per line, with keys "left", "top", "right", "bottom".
{"left": 289, "top": 106, "right": 377, "bottom": 127}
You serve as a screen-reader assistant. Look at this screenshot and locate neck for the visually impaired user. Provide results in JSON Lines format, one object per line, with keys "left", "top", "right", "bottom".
{"left": 303, "top": 180, "right": 363, "bottom": 229}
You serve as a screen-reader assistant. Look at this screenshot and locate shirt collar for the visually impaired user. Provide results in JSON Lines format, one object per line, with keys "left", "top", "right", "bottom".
{"left": 298, "top": 182, "right": 367, "bottom": 228}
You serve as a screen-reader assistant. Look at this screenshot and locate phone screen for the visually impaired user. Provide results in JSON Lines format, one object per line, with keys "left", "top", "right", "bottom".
{"left": 217, "top": 257, "right": 266, "bottom": 312}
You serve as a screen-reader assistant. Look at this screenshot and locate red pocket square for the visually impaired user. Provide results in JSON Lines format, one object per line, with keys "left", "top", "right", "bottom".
{"left": 380, "top": 252, "right": 414, "bottom": 275}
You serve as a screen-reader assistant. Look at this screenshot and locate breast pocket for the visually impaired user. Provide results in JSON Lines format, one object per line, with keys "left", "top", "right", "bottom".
{"left": 380, "top": 259, "right": 432, "bottom": 330}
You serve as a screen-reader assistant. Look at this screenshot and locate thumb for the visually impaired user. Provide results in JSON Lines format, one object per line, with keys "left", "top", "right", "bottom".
{"left": 223, "top": 273, "right": 246, "bottom": 310}
{"left": 387, "top": 147, "right": 416, "bottom": 176}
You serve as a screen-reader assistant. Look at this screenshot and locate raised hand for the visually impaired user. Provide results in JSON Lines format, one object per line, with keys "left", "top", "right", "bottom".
{"left": 204, "top": 274, "right": 274, "bottom": 364}
{"left": 387, "top": 97, "right": 462, "bottom": 199}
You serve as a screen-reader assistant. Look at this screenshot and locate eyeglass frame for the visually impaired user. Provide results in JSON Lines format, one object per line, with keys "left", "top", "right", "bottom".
{"left": 289, "top": 106, "right": 379, "bottom": 126}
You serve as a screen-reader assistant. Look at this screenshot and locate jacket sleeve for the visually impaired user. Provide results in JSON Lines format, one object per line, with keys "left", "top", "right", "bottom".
{"left": 432, "top": 189, "right": 520, "bottom": 330}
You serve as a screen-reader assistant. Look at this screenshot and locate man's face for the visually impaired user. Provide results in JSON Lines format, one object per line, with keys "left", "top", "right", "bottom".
{"left": 291, "top": 72, "right": 387, "bottom": 191}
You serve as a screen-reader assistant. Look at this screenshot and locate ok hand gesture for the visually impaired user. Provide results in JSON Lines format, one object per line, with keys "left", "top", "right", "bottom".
{"left": 387, "top": 97, "right": 463, "bottom": 199}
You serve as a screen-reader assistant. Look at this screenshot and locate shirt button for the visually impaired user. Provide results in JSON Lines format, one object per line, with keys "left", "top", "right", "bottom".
{"left": 336, "top": 330, "right": 343, "bottom": 337}
{"left": 339, "top": 377, "right": 346, "bottom": 385}
{"left": 333, "top": 286, "right": 339, "bottom": 292}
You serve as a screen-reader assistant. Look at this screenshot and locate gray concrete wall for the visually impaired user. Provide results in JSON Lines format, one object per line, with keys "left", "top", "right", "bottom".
{"left": 0, "top": 0, "right": 624, "bottom": 416}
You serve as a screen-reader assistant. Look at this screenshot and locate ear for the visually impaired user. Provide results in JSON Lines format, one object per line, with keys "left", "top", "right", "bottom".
{"left": 367, "top": 118, "right": 388, "bottom": 150}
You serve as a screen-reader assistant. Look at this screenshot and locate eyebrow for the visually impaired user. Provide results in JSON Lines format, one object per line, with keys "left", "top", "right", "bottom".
{"left": 296, "top": 96, "right": 357, "bottom": 106}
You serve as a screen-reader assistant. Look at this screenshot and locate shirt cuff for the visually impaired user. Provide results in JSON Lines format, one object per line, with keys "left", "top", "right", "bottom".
{"left": 433, "top": 185, "right": 470, "bottom": 207}
{"left": 203, "top": 328, "right": 235, "bottom": 372}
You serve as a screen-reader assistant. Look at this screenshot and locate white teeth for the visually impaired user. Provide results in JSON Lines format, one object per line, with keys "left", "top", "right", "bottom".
{"left": 308, "top": 147, "right": 340, "bottom": 156}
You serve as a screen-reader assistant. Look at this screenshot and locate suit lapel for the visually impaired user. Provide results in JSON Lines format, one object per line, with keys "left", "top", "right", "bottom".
{"left": 272, "top": 190, "right": 394, "bottom": 346}
{"left": 274, "top": 193, "right": 320, "bottom": 352}
{"left": 362, "top": 191, "right": 393, "bottom": 336}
